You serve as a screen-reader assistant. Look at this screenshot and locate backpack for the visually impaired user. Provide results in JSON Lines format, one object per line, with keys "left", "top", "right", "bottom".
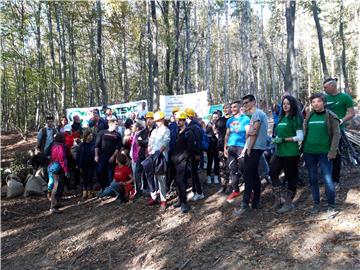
{"left": 200, "top": 128, "right": 209, "bottom": 151}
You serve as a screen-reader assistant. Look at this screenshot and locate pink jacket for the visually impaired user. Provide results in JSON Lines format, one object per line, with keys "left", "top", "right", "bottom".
{"left": 130, "top": 133, "right": 140, "bottom": 163}
{"left": 51, "top": 143, "right": 69, "bottom": 173}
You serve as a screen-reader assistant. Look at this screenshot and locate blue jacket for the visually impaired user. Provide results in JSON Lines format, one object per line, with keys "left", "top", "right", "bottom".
{"left": 76, "top": 141, "right": 95, "bottom": 169}
{"left": 168, "top": 122, "right": 179, "bottom": 151}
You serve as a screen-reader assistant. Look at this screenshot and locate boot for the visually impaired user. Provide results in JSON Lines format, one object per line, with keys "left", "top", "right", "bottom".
{"left": 277, "top": 190, "right": 294, "bottom": 214}
{"left": 82, "top": 190, "right": 88, "bottom": 200}
{"left": 272, "top": 186, "right": 284, "bottom": 209}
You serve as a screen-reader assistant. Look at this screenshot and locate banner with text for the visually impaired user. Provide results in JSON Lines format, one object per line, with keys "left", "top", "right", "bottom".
{"left": 160, "top": 91, "right": 208, "bottom": 117}
{"left": 66, "top": 100, "right": 147, "bottom": 127}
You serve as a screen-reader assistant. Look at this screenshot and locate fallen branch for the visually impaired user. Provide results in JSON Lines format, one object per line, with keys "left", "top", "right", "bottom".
{"left": 335, "top": 237, "right": 360, "bottom": 243}
{"left": 212, "top": 257, "right": 222, "bottom": 266}
{"left": 2, "top": 209, "right": 24, "bottom": 216}
{"left": 179, "top": 258, "right": 191, "bottom": 270}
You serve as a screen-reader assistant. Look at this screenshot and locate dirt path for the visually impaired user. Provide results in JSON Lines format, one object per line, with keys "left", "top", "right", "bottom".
{"left": 1, "top": 133, "right": 360, "bottom": 269}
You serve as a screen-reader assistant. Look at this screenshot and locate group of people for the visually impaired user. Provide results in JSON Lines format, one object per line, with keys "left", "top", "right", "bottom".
{"left": 37, "top": 78, "right": 355, "bottom": 216}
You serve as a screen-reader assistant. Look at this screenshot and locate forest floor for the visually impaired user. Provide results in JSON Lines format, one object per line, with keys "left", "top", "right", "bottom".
{"left": 1, "top": 132, "right": 360, "bottom": 270}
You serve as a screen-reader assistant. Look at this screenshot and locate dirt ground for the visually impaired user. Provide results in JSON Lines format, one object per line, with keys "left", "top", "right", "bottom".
{"left": 1, "top": 133, "right": 360, "bottom": 270}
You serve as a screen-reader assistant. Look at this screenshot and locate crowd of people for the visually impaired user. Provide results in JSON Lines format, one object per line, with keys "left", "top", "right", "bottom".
{"left": 36, "top": 78, "right": 355, "bottom": 217}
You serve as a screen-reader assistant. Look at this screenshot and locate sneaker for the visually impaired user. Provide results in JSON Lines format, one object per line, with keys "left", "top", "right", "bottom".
{"left": 309, "top": 204, "right": 321, "bottom": 214}
{"left": 187, "top": 191, "right": 195, "bottom": 200}
{"left": 181, "top": 203, "right": 190, "bottom": 214}
{"left": 49, "top": 208, "right": 62, "bottom": 214}
{"left": 160, "top": 201, "right": 167, "bottom": 211}
{"left": 206, "top": 176, "right": 212, "bottom": 185}
{"left": 233, "top": 203, "right": 249, "bottom": 217}
{"left": 213, "top": 175, "right": 220, "bottom": 184}
{"left": 226, "top": 191, "right": 240, "bottom": 203}
{"left": 147, "top": 198, "right": 158, "bottom": 206}
{"left": 173, "top": 200, "right": 181, "bottom": 208}
{"left": 191, "top": 193, "right": 205, "bottom": 201}
{"left": 326, "top": 206, "right": 338, "bottom": 219}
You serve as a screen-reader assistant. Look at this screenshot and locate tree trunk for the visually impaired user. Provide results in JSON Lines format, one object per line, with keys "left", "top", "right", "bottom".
{"left": 160, "top": 1, "right": 172, "bottom": 95}
{"left": 184, "top": 1, "right": 192, "bottom": 93}
{"left": 66, "top": 14, "right": 78, "bottom": 106}
{"left": 96, "top": 0, "right": 107, "bottom": 106}
{"left": 20, "top": 0, "right": 28, "bottom": 137}
{"left": 224, "top": 0, "right": 230, "bottom": 102}
{"left": 171, "top": 0, "right": 180, "bottom": 95}
{"left": 284, "top": 0, "right": 298, "bottom": 94}
{"left": 146, "top": 0, "right": 153, "bottom": 110}
{"left": 339, "top": 0, "right": 349, "bottom": 93}
{"left": 311, "top": 1, "right": 329, "bottom": 79}
{"left": 205, "top": 0, "right": 212, "bottom": 103}
{"left": 193, "top": 3, "right": 199, "bottom": 93}
{"left": 55, "top": 3, "right": 67, "bottom": 114}
{"left": 150, "top": 0, "right": 159, "bottom": 110}
{"left": 121, "top": 24, "right": 129, "bottom": 101}
{"left": 35, "top": 1, "right": 42, "bottom": 128}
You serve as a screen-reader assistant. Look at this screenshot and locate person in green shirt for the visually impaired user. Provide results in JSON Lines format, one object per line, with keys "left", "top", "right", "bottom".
{"left": 270, "top": 95, "right": 304, "bottom": 214}
{"left": 324, "top": 78, "right": 355, "bottom": 188}
{"left": 302, "top": 93, "right": 340, "bottom": 217}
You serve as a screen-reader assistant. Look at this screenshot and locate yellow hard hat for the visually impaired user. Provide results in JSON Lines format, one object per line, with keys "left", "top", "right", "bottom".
{"left": 185, "top": 107, "right": 195, "bottom": 118}
{"left": 154, "top": 111, "right": 165, "bottom": 122}
{"left": 176, "top": 111, "right": 187, "bottom": 120}
{"left": 145, "top": 111, "right": 154, "bottom": 119}
{"left": 172, "top": 106, "right": 180, "bottom": 113}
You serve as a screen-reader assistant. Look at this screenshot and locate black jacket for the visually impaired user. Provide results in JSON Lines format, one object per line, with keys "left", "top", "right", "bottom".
{"left": 137, "top": 126, "right": 155, "bottom": 161}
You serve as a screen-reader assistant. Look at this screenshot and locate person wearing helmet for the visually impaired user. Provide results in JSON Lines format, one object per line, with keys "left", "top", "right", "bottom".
{"left": 171, "top": 111, "right": 193, "bottom": 213}
{"left": 167, "top": 106, "right": 180, "bottom": 192}
{"left": 184, "top": 108, "right": 205, "bottom": 201}
{"left": 136, "top": 112, "right": 156, "bottom": 194}
{"left": 147, "top": 111, "right": 171, "bottom": 211}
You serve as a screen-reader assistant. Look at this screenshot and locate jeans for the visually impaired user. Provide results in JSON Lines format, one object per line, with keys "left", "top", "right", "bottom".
{"left": 96, "top": 154, "right": 116, "bottom": 190}
{"left": 332, "top": 135, "right": 344, "bottom": 183}
{"left": 242, "top": 149, "right": 264, "bottom": 206}
{"left": 100, "top": 180, "right": 126, "bottom": 201}
{"left": 270, "top": 155, "right": 299, "bottom": 193}
{"left": 48, "top": 162, "right": 61, "bottom": 191}
{"left": 227, "top": 146, "right": 244, "bottom": 192}
{"left": 150, "top": 174, "right": 167, "bottom": 202}
{"left": 303, "top": 153, "right": 335, "bottom": 207}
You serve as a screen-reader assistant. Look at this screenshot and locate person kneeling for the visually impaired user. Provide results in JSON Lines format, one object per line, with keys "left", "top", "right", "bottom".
{"left": 99, "top": 153, "right": 135, "bottom": 203}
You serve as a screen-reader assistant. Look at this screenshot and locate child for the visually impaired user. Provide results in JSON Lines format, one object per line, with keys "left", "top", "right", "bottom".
{"left": 99, "top": 153, "right": 135, "bottom": 202}
{"left": 48, "top": 133, "right": 69, "bottom": 214}
{"left": 76, "top": 130, "right": 95, "bottom": 199}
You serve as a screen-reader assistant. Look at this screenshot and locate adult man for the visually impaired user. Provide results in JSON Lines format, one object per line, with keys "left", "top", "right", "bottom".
{"left": 89, "top": 109, "right": 108, "bottom": 134}
{"left": 37, "top": 116, "right": 58, "bottom": 154}
{"left": 136, "top": 112, "right": 156, "bottom": 194}
{"left": 214, "top": 104, "right": 232, "bottom": 193}
{"left": 168, "top": 106, "right": 180, "bottom": 190}
{"left": 138, "top": 101, "right": 148, "bottom": 120}
{"left": 324, "top": 78, "right": 355, "bottom": 187}
{"left": 234, "top": 94, "right": 268, "bottom": 215}
{"left": 147, "top": 111, "right": 170, "bottom": 211}
{"left": 224, "top": 101, "right": 250, "bottom": 203}
{"left": 103, "top": 106, "right": 118, "bottom": 121}
{"left": 95, "top": 117, "right": 123, "bottom": 191}
{"left": 71, "top": 115, "right": 83, "bottom": 137}
{"left": 185, "top": 107, "right": 205, "bottom": 201}
{"left": 171, "top": 111, "right": 195, "bottom": 213}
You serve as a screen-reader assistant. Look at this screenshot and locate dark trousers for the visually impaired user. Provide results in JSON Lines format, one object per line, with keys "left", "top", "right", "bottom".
{"left": 191, "top": 157, "right": 202, "bottom": 194}
{"left": 207, "top": 144, "right": 219, "bottom": 176}
{"left": 227, "top": 146, "right": 244, "bottom": 192}
{"left": 242, "top": 149, "right": 264, "bottom": 205}
{"left": 96, "top": 154, "right": 116, "bottom": 190}
{"left": 219, "top": 151, "right": 230, "bottom": 186}
{"left": 332, "top": 136, "right": 343, "bottom": 183}
{"left": 270, "top": 155, "right": 299, "bottom": 193}
{"left": 175, "top": 159, "right": 189, "bottom": 203}
{"left": 81, "top": 167, "right": 94, "bottom": 190}
{"left": 167, "top": 151, "right": 176, "bottom": 191}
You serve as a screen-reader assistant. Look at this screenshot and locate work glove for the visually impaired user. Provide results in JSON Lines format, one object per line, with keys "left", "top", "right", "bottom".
{"left": 273, "top": 137, "right": 284, "bottom": 144}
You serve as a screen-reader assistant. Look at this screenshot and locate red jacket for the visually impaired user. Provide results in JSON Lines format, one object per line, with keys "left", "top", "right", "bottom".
{"left": 64, "top": 132, "right": 75, "bottom": 156}
{"left": 51, "top": 143, "right": 69, "bottom": 173}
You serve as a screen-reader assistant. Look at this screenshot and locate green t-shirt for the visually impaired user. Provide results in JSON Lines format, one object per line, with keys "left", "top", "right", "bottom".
{"left": 303, "top": 112, "right": 330, "bottom": 154}
{"left": 326, "top": 93, "right": 354, "bottom": 127}
{"left": 275, "top": 115, "right": 302, "bottom": 157}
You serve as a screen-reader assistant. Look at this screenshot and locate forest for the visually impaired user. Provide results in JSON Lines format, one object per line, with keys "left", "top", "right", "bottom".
{"left": 1, "top": 0, "right": 359, "bottom": 134}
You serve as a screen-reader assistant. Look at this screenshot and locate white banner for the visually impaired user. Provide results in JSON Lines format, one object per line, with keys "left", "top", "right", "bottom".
{"left": 160, "top": 91, "right": 208, "bottom": 118}
{"left": 66, "top": 100, "right": 147, "bottom": 127}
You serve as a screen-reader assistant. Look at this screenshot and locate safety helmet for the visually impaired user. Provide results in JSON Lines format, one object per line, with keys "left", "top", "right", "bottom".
{"left": 184, "top": 108, "right": 195, "bottom": 118}
{"left": 176, "top": 111, "right": 187, "bottom": 120}
{"left": 154, "top": 111, "right": 165, "bottom": 122}
{"left": 172, "top": 106, "right": 180, "bottom": 113}
{"left": 145, "top": 111, "right": 154, "bottom": 119}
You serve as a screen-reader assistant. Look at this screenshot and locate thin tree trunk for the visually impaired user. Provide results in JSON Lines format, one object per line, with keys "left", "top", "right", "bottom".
{"left": 150, "top": 0, "right": 159, "bottom": 109}
{"left": 284, "top": 0, "right": 298, "bottom": 94}
{"left": 66, "top": 14, "right": 78, "bottom": 106}
{"left": 205, "top": 0, "right": 212, "bottom": 103}
{"left": 20, "top": 0, "right": 28, "bottom": 137}
{"left": 160, "top": 1, "right": 172, "bottom": 95}
{"left": 184, "top": 1, "right": 192, "bottom": 93}
{"left": 146, "top": 0, "right": 153, "bottom": 110}
{"left": 194, "top": 3, "right": 199, "bottom": 93}
{"left": 121, "top": 26, "right": 129, "bottom": 101}
{"left": 96, "top": 0, "right": 107, "bottom": 105}
{"left": 339, "top": 0, "right": 349, "bottom": 93}
{"left": 311, "top": 1, "right": 329, "bottom": 79}
{"left": 35, "top": 1, "right": 42, "bottom": 128}
{"left": 224, "top": 0, "right": 230, "bottom": 102}
{"left": 171, "top": 0, "right": 180, "bottom": 95}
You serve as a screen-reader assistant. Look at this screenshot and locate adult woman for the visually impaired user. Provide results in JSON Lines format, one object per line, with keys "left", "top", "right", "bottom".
{"left": 57, "top": 116, "right": 68, "bottom": 133}
{"left": 205, "top": 112, "right": 220, "bottom": 184}
{"left": 302, "top": 93, "right": 340, "bottom": 215}
{"left": 270, "top": 95, "right": 303, "bottom": 213}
